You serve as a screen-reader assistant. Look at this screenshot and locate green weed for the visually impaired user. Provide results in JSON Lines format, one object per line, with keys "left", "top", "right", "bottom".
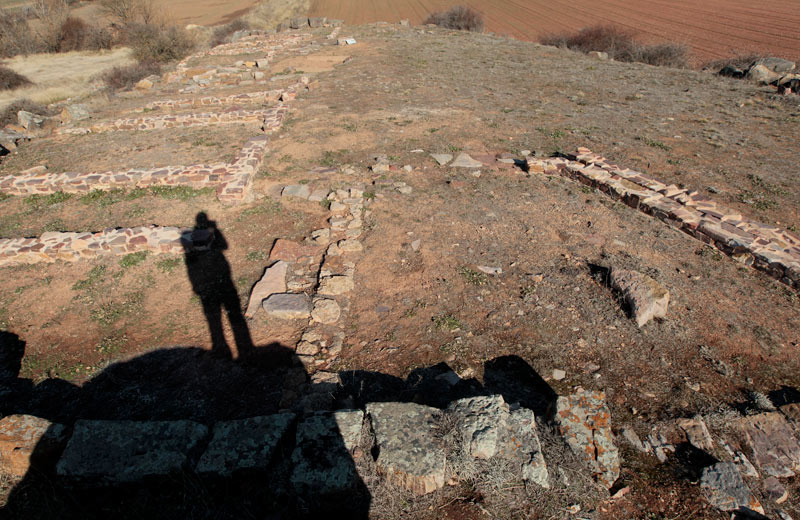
{"left": 119, "top": 251, "right": 149, "bottom": 268}
{"left": 156, "top": 257, "right": 181, "bottom": 273}
{"left": 432, "top": 314, "right": 463, "bottom": 331}
{"left": 148, "top": 186, "right": 213, "bottom": 201}
{"left": 458, "top": 266, "right": 488, "bottom": 286}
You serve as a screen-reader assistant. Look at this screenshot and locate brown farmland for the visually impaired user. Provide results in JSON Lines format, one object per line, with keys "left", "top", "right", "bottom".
{"left": 309, "top": 0, "right": 800, "bottom": 64}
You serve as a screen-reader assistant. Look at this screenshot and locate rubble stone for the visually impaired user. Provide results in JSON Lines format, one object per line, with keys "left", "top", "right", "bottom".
{"left": 700, "top": 462, "right": 764, "bottom": 514}
{"left": 609, "top": 268, "right": 670, "bottom": 327}
{"left": 0, "top": 415, "right": 67, "bottom": 476}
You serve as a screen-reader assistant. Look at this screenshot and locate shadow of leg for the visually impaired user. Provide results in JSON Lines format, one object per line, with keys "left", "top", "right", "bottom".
{"left": 203, "top": 299, "right": 232, "bottom": 360}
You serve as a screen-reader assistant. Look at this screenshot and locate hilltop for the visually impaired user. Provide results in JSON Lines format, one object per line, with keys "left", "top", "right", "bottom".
{"left": 0, "top": 19, "right": 799, "bottom": 520}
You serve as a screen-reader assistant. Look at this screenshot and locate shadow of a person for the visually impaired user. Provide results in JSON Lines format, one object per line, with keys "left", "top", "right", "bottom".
{"left": 183, "top": 212, "right": 253, "bottom": 360}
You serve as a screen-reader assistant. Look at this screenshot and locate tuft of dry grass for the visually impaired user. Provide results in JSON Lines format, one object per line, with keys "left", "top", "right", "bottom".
{"left": 541, "top": 25, "right": 688, "bottom": 68}
{"left": 100, "top": 60, "right": 160, "bottom": 91}
{"left": 423, "top": 5, "right": 484, "bottom": 32}
{"left": 0, "top": 66, "right": 32, "bottom": 91}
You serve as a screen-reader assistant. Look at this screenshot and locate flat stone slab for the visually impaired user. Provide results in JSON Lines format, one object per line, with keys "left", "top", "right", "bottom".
{"left": 291, "top": 410, "right": 364, "bottom": 495}
{"left": 245, "top": 261, "right": 288, "bottom": 317}
{"left": 57, "top": 420, "right": 208, "bottom": 482}
{"left": 610, "top": 268, "right": 669, "bottom": 327}
{"left": 317, "top": 275, "right": 354, "bottom": 296}
{"left": 197, "top": 414, "right": 295, "bottom": 476}
{"left": 700, "top": 462, "right": 764, "bottom": 513}
{"left": 282, "top": 184, "right": 311, "bottom": 199}
{"left": 556, "top": 388, "right": 620, "bottom": 488}
{"left": 450, "top": 153, "right": 483, "bottom": 168}
{"left": 739, "top": 412, "right": 800, "bottom": 478}
{"left": 366, "top": 402, "right": 446, "bottom": 494}
{"left": 430, "top": 153, "right": 452, "bottom": 166}
{"left": 0, "top": 414, "right": 67, "bottom": 476}
{"left": 311, "top": 297, "right": 341, "bottom": 324}
{"left": 678, "top": 416, "right": 714, "bottom": 452}
{"left": 262, "top": 293, "right": 312, "bottom": 319}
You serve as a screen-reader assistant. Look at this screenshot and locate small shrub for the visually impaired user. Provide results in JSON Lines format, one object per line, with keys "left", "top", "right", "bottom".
{"left": 101, "top": 60, "right": 161, "bottom": 90}
{"left": 57, "top": 16, "right": 88, "bottom": 52}
{"left": 119, "top": 250, "right": 149, "bottom": 268}
{"left": 210, "top": 18, "right": 249, "bottom": 46}
{"left": 127, "top": 23, "right": 194, "bottom": 63}
{"left": 0, "top": 66, "right": 32, "bottom": 91}
{"left": 541, "top": 25, "right": 688, "bottom": 68}
{"left": 423, "top": 6, "right": 484, "bottom": 32}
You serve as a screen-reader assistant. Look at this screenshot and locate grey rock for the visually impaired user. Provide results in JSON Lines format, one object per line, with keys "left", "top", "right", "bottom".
{"left": 60, "top": 104, "right": 90, "bottom": 123}
{"left": 621, "top": 427, "right": 648, "bottom": 453}
{"left": 282, "top": 184, "right": 311, "bottom": 199}
{"left": 700, "top": 462, "right": 763, "bottom": 513}
{"left": 752, "top": 57, "right": 796, "bottom": 75}
{"left": 57, "top": 420, "right": 208, "bottom": 482}
{"left": 291, "top": 411, "right": 364, "bottom": 495}
{"left": 308, "top": 188, "right": 329, "bottom": 202}
{"left": 450, "top": 153, "right": 483, "bottom": 168}
{"left": 738, "top": 412, "right": 800, "bottom": 478}
{"left": 609, "top": 268, "right": 669, "bottom": 327}
{"left": 196, "top": 414, "right": 294, "bottom": 476}
{"left": 764, "top": 475, "right": 789, "bottom": 504}
{"left": 505, "top": 408, "right": 549, "bottom": 488}
{"left": 589, "top": 51, "right": 608, "bottom": 60}
{"left": 245, "top": 261, "right": 288, "bottom": 318}
{"left": 477, "top": 265, "right": 502, "bottom": 276}
{"left": 17, "top": 111, "right": 45, "bottom": 130}
{"left": 677, "top": 416, "right": 714, "bottom": 452}
{"left": 296, "top": 340, "right": 320, "bottom": 356}
{"left": 262, "top": 293, "right": 312, "bottom": 319}
{"left": 448, "top": 395, "right": 508, "bottom": 459}
{"left": 311, "top": 298, "right": 340, "bottom": 324}
{"left": 308, "top": 17, "right": 327, "bottom": 28}
{"left": 556, "top": 389, "right": 619, "bottom": 488}
{"left": 430, "top": 153, "right": 452, "bottom": 165}
{"left": 367, "top": 402, "right": 446, "bottom": 494}
{"left": 337, "top": 239, "right": 362, "bottom": 252}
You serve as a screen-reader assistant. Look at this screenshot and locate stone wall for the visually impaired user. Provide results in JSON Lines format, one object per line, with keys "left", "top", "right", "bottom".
{"left": 528, "top": 149, "right": 800, "bottom": 290}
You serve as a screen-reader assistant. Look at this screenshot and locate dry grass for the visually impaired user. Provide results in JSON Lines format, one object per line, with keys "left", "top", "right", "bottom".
{"left": 244, "top": 0, "right": 310, "bottom": 30}
{"left": 125, "top": 23, "right": 195, "bottom": 63}
{"left": 0, "top": 97, "right": 51, "bottom": 127}
{"left": 423, "top": 5, "right": 484, "bottom": 32}
{"left": 210, "top": 18, "right": 249, "bottom": 47}
{"left": 541, "top": 25, "right": 688, "bottom": 68}
{"left": 0, "top": 47, "right": 134, "bottom": 109}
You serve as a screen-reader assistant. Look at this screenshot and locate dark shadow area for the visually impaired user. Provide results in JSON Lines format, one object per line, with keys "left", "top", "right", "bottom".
{"left": 1, "top": 322, "right": 559, "bottom": 519}
{"left": 768, "top": 385, "right": 800, "bottom": 407}
{"left": 182, "top": 212, "right": 253, "bottom": 360}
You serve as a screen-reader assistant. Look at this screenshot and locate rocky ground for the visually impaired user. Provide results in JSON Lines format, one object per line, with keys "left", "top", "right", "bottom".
{"left": 0, "top": 21, "right": 798, "bottom": 520}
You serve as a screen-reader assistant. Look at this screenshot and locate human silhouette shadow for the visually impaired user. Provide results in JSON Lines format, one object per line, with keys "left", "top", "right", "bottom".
{"left": 182, "top": 212, "right": 253, "bottom": 360}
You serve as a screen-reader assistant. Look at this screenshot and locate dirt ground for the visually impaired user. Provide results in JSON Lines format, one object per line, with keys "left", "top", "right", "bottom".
{"left": 1, "top": 24, "right": 799, "bottom": 519}
{"left": 309, "top": 0, "right": 800, "bottom": 64}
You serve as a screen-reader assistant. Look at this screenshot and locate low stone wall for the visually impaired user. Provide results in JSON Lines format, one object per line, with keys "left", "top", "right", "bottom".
{"left": 0, "top": 225, "right": 211, "bottom": 266}
{"left": 139, "top": 90, "right": 284, "bottom": 111}
{"left": 82, "top": 108, "right": 273, "bottom": 134}
{"left": 529, "top": 148, "right": 800, "bottom": 290}
{"left": 1, "top": 105, "right": 283, "bottom": 200}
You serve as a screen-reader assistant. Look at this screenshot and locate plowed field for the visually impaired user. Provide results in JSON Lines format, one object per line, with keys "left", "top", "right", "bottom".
{"left": 309, "top": 0, "right": 800, "bottom": 64}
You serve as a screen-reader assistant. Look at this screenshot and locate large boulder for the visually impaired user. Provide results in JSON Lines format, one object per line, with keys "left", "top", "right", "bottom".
{"left": 17, "top": 110, "right": 46, "bottom": 131}
{"left": 366, "top": 402, "right": 446, "bottom": 494}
